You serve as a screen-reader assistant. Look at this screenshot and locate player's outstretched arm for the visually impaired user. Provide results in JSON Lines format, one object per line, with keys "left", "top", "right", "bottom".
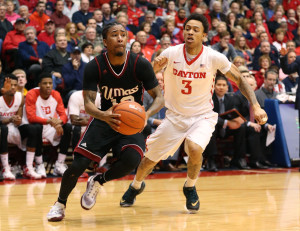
{"left": 146, "top": 85, "right": 164, "bottom": 119}
{"left": 225, "top": 64, "right": 268, "bottom": 125}
{"left": 152, "top": 56, "right": 168, "bottom": 74}
{"left": 83, "top": 90, "right": 121, "bottom": 131}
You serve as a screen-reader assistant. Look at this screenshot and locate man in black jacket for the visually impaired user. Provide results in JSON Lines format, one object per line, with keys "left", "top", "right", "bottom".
{"left": 42, "top": 34, "right": 70, "bottom": 86}
{"left": 203, "top": 75, "right": 249, "bottom": 171}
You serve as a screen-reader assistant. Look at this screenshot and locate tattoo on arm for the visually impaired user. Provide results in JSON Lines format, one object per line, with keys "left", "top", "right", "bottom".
{"left": 146, "top": 86, "right": 164, "bottom": 117}
{"left": 226, "top": 69, "right": 258, "bottom": 106}
{"left": 84, "top": 90, "right": 96, "bottom": 105}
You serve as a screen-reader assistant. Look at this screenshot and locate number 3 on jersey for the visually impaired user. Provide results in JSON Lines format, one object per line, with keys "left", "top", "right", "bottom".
{"left": 181, "top": 80, "right": 192, "bottom": 94}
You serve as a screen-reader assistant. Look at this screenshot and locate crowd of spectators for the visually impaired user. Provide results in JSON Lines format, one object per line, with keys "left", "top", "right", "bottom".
{"left": 1, "top": 0, "right": 300, "bottom": 180}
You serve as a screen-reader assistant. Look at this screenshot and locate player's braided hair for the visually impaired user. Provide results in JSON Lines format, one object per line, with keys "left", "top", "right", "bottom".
{"left": 183, "top": 13, "right": 209, "bottom": 34}
{"left": 102, "top": 22, "right": 126, "bottom": 39}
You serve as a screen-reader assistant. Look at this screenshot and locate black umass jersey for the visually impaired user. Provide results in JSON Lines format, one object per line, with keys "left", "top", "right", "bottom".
{"left": 83, "top": 51, "right": 158, "bottom": 111}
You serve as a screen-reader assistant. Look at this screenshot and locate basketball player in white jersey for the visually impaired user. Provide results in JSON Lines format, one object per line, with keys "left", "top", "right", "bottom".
{"left": 120, "top": 13, "right": 268, "bottom": 212}
{"left": 68, "top": 90, "right": 100, "bottom": 149}
{"left": 0, "top": 75, "right": 42, "bottom": 180}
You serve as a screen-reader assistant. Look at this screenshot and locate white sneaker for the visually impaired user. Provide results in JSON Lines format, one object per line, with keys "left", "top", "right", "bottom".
{"left": 47, "top": 201, "right": 65, "bottom": 222}
{"left": 2, "top": 167, "right": 16, "bottom": 181}
{"left": 23, "top": 166, "right": 42, "bottom": 180}
{"left": 53, "top": 161, "right": 68, "bottom": 176}
{"left": 80, "top": 175, "right": 101, "bottom": 210}
{"left": 36, "top": 164, "right": 47, "bottom": 178}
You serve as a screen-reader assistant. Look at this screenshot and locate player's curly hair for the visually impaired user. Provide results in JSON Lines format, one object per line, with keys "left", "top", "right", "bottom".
{"left": 102, "top": 22, "right": 126, "bottom": 40}
{"left": 183, "top": 13, "right": 209, "bottom": 34}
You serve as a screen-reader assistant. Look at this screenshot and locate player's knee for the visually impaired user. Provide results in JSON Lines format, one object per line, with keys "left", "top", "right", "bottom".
{"left": 0, "top": 124, "right": 8, "bottom": 136}
{"left": 185, "top": 140, "right": 203, "bottom": 162}
{"left": 63, "top": 123, "right": 72, "bottom": 134}
{"left": 120, "top": 148, "right": 142, "bottom": 170}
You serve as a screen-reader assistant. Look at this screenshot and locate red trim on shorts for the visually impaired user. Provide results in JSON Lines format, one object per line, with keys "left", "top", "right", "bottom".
{"left": 74, "top": 146, "right": 101, "bottom": 163}
{"left": 183, "top": 44, "right": 203, "bottom": 66}
{"left": 121, "top": 144, "right": 144, "bottom": 159}
{"left": 73, "top": 117, "right": 101, "bottom": 163}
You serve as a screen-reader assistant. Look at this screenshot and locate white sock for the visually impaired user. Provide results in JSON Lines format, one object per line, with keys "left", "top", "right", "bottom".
{"left": 26, "top": 151, "right": 35, "bottom": 168}
{"left": 131, "top": 176, "right": 142, "bottom": 189}
{"left": 1, "top": 153, "right": 9, "bottom": 168}
{"left": 35, "top": 155, "right": 43, "bottom": 165}
{"left": 185, "top": 176, "right": 198, "bottom": 187}
{"left": 57, "top": 153, "right": 66, "bottom": 163}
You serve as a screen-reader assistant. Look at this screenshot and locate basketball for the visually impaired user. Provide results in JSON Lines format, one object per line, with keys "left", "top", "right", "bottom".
{"left": 113, "top": 101, "right": 146, "bottom": 135}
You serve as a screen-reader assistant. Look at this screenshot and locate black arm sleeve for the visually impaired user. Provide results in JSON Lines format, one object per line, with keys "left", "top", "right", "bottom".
{"left": 135, "top": 56, "right": 158, "bottom": 90}
{"left": 82, "top": 59, "right": 100, "bottom": 92}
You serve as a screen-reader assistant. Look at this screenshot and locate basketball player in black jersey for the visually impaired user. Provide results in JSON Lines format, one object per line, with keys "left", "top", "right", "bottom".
{"left": 47, "top": 22, "right": 164, "bottom": 222}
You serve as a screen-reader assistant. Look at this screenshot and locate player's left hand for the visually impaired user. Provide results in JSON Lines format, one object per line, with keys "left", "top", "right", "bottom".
{"left": 253, "top": 105, "right": 268, "bottom": 125}
{"left": 55, "top": 124, "right": 64, "bottom": 136}
{"left": 12, "top": 115, "right": 22, "bottom": 126}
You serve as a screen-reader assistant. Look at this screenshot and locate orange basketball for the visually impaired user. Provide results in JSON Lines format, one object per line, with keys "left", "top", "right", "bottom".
{"left": 113, "top": 101, "right": 146, "bottom": 135}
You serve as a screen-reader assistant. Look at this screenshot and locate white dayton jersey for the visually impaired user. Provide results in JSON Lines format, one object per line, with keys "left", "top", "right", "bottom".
{"left": 68, "top": 90, "right": 101, "bottom": 119}
{"left": 0, "top": 92, "right": 25, "bottom": 150}
{"left": 160, "top": 44, "right": 231, "bottom": 116}
{"left": 68, "top": 90, "right": 101, "bottom": 133}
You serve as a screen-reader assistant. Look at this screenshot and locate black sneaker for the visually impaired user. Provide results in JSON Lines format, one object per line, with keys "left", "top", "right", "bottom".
{"left": 183, "top": 186, "right": 200, "bottom": 213}
{"left": 120, "top": 182, "right": 145, "bottom": 207}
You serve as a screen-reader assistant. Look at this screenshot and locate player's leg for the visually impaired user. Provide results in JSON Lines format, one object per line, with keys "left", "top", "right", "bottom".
{"left": 53, "top": 123, "right": 72, "bottom": 176}
{"left": 82, "top": 133, "right": 145, "bottom": 209}
{"left": 19, "top": 124, "right": 43, "bottom": 179}
{"left": 120, "top": 114, "right": 187, "bottom": 207}
{"left": 0, "top": 124, "right": 15, "bottom": 180}
{"left": 47, "top": 153, "right": 92, "bottom": 222}
{"left": 183, "top": 112, "right": 217, "bottom": 213}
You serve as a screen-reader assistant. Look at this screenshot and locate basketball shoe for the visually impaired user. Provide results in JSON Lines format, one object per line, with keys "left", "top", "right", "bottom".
{"left": 120, "top": 181, "right": 145, "bottom": 207}
{"left": 47, "top": 201, "right": 65, "bottom": 222}
{"left": 36, "top": 163, "right": 47, "bottom": 178}
{"left": 23, "top": 166, "right": 42, "bottom": 180}
{"left": 183, "top": 185, "right": 200, "bottom": 213}
{"left": 81, "top": 175, "right": 101, "bottom": 210}
{"left": 2, "top": 167, "right": 16, "bottom": 181}
{"left": 53, "top": 161, "right": 68, "bottom": 176}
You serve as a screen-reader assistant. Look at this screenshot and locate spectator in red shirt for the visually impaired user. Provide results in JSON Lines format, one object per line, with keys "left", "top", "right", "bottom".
{"left": 140, "top": 22, "right": 157, "bottom": 50}
{"left": 283, "top": 0, "right": 300, "bottom": 11}
{"left": 175, "top": 8, "right": 186, "bottom": 32}
{"left": 2, "top": 17, "right": 26, "bottom": 72}
{"left": 50, "top": 0, "right": 70, "bottom": 29}
{"left": 127, "top": 0, "right": 144, "bottom": 34}
{"left": 135, "top": 30, "right": 154, "bottom": 62}
{"left": 210, "top": 21, "right": 227, "bottom": 45}
{"left": 287, "top": 9, "right": 298, "bottom": 32}
{"left": 19, "top": 0, "right": 38, "bottom": 13}
{"left": 29, "top": 1, "right": 49, "bottom": 31}
{"left": 38, "top": 19, "right": 55, "bottom": 47}
{"left": 19, "top": 5, "right": 42, "bottom": 33}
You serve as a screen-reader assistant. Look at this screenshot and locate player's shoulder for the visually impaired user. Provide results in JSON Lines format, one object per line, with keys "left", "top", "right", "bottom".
{"left": 26, "top": 88, "right": 40, "bottom": 98}
{"left": 166, "top": 44, "right": 184, "bottom": 53}
{"left": 51, "top": 89, "right": 63, "bottom": 101}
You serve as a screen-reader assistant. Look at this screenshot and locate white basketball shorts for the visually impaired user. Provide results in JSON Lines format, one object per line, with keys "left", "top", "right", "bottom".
{"left": 42, "top": 124, "right": 61, "bottom": 146}
{"left": 145, "top": 110, "right": 218, "bottom": 162}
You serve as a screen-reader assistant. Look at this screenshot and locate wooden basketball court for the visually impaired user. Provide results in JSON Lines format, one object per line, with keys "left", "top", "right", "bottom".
{"left": 0, "top": 168, "right": 299, "bottom": 231}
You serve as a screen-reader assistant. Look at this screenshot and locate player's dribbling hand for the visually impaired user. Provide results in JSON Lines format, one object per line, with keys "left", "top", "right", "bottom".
{"left": 153, "top": 56, "right": 168, "bottom": 73}
{"left": 102, "top": 105, "right": 121, "bottom": 132}
{"left": 253, "top": 106, "right": 268, "bottom": 125}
